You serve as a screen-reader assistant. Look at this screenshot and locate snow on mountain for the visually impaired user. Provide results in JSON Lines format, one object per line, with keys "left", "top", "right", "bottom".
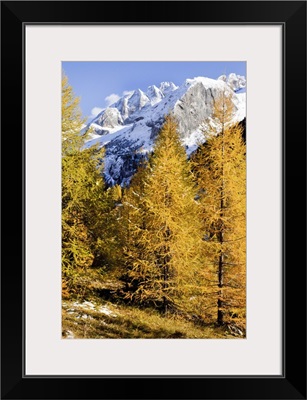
{"left": 218, "top": 73, "right": 246, "bottom": 92}
{"left": 233, "top": 92, "right": 246, "bottom": 122}
{"left": 146, "top": 85, "right": 164, "bottom": 105}
{"left": 96, "top": 108, "right": 123, "bottom": 130}
{"left": 126, "top": 89, "right": 150, "bottom": 114}
{"left": 86, "top": 74, "right": 246, "bottom": 186}
{"left": 159, "top": 81, "right": 179, "bottom": 95}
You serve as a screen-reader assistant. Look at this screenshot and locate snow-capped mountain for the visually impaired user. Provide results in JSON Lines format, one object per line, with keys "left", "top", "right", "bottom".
{"left": 86, "top": 73, "right": 246, "bottom": 186}
{"left": 218, "top": 73, "right": 246, "bottom": 92}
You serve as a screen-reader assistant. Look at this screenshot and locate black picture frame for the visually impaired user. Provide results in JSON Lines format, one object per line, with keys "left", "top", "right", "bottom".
{"left": 1, "top": 1, "right": 306, "bottom": 399}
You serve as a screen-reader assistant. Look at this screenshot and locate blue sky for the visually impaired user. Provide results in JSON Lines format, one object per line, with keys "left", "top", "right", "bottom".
{"left": 62, "top": 61, "right": 246, "bottom": 121}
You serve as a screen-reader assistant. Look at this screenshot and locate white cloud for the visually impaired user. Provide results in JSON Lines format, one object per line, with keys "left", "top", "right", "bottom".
{"left": 105, "top": 93, "right": 120, "bottom": 106}
{"left": 88, "top": 106, "right": 104, "bottom": 121}
{"left": 87, "top": 91, "right": 133, "bottom": 123}
{"left": 91, "top": 106, "right": 104, "bottom": 116}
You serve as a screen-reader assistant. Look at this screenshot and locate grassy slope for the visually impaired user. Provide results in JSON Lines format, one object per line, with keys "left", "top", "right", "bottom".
{"left": 62, "top": 298, "right": 234, "bottom": 339}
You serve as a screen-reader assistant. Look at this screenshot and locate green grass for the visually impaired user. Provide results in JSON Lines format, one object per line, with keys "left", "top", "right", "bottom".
{"left": 62, "top": 298, "right": 233, "bottom": 339}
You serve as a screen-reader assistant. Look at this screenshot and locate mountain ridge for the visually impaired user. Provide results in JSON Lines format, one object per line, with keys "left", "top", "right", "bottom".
{"left": 85, "top": 73, "right": 246, "bottom": 186}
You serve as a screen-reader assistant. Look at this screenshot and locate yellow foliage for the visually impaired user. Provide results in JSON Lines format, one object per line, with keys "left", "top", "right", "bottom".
{"left": 122, "top": 117, "right": 204, "bottom": 313}
{"left": 193, "top": 92, "right": 246, "bottom": 329}
{"left": 61, "top": 72, "right": 111, "bottom": 294}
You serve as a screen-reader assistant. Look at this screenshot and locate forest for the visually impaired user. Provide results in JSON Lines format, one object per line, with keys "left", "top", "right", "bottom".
{"left": 61, "top": 74, "right": 246, "bottom": 339}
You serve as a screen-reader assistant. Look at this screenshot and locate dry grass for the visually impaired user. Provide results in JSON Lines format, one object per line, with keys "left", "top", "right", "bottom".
{"left": 62, "top": 298, "right": 234, "bottom": 339}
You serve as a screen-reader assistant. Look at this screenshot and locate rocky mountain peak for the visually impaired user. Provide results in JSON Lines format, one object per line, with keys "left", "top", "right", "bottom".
{"left": 146, "top": 85, "right": 164, "bottom": 105}
{"left": 218, "top": 73, "right": 246, "bottom": 92}
{"left": 86, "top": 74, "right": 246, "bottom": 186}
{"left": 159, "top": 81, "right": 178, "bottom": 95}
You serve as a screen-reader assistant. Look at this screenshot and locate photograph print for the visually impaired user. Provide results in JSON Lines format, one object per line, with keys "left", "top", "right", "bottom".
{"left": 61, "top": 61, "right": 246, "bottom": 339}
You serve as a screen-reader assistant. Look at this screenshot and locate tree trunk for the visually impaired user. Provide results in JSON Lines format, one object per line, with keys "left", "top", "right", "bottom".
{"left": 217, "top": 115, "right": 225, "bottom": 326}
{"left": 217, "top": 251, "right": 224, "bottom": 325}
{"left": 162, "top": 227, "right": 171, "bottom": 314}
{"left": 163, "top": 264, "right": 168, "bottom": 314}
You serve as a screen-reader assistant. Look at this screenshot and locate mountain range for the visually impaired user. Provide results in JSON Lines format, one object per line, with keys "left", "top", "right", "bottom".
{"left": 85, "top": 73, "right": 246, "bottom": 186}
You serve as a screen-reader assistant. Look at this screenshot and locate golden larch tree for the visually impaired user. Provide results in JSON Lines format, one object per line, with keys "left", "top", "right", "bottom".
{"left": 193, "top": 91, "right": 246, "bottom": 332}
{"left": 123, "top": 117, "right": 203, "bottom": 313}
{"left": 62, "top": 73, "right": 108, "bottom": 294}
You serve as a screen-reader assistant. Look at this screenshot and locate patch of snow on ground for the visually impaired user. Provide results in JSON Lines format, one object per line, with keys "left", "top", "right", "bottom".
{"left": 98, "top": 305, "right": 117, "bottom": 317}
{"left": 72, "top": 300, "right": 95, "bottom": 310}
{"left": 64, "top": 301, "right": 117, "bottom": 318}
{"left": 63, "top": 330, "right": 75, "bottom": 339}
{"left": 76, "top": 313, "right": 94, "bottom": 320}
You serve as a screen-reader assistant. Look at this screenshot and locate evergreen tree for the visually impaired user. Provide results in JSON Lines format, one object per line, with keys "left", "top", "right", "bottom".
{"left": 193, "top": 91, "right": 246, "bottom": 330}
{"left": 123, "top": 117, "right": 203, "bottom": 313}
{"left": 119, "top": 162, "right": 150, "bottom": 293}
{"left": 61, "top": 74, "right": 108, "bottom": 294}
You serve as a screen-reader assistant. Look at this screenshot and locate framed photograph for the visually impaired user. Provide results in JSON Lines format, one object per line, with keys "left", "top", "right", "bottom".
{"left": 1, "top": 1, "right": 306, "bottom": 399}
